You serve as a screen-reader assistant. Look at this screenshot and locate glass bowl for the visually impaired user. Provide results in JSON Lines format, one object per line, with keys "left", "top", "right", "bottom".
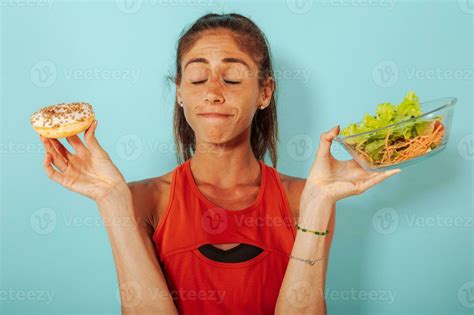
{"left": 334, "top": 97, "right": 457, "bottom": 172}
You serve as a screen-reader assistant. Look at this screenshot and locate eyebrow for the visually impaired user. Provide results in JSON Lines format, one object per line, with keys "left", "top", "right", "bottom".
{"left": 184, "top": 57, "right": 250, "bottom": 70}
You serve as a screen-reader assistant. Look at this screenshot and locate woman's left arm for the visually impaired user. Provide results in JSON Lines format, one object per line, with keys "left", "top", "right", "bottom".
{"left": 275, "top": 125, "right": 401, "bottom": 315}
{"left": 274, "top": 198, "right": 335, "bottom": 315}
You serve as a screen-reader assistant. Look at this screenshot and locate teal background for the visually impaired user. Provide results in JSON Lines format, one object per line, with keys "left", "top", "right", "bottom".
{"left": 1, "top": 0, "right": 473, "bottom": 314}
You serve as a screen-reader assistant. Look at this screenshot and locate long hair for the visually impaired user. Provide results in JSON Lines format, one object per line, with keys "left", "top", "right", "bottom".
{"left": 169, "top": 13, "right": 279, "bottom": 168}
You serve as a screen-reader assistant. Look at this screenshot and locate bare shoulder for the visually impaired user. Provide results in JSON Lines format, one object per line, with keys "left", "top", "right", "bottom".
{"left": 127, "top": 171, "right": 173, "bottom": 234}
{"left": 277, "top": 172, "right": 306, "bottom": 220}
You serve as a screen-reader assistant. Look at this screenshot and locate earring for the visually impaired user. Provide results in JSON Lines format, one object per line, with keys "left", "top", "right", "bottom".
{"left": 179, "top": 101, "right": 183, "bottom": 107}
{"left": 260, "top": 104, "right": 265, "bottom": 110}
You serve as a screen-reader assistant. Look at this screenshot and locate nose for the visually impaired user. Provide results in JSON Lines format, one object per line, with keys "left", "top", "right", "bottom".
{"left": 205, "top": 77, "right": 224, "bottom": 104}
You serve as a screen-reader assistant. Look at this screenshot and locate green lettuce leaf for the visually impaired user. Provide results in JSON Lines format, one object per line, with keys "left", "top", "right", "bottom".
{"left": 339, "top": 91, "right": 441, "bottom": 162}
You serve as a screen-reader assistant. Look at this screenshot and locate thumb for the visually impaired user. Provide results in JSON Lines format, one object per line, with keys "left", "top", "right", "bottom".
{"left": 316, "top": 125, "right": 340, "bottom": 159}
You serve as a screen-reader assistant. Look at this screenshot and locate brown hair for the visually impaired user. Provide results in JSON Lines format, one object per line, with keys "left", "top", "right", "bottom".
{"left": 169, "top": 13, "right": 278, "bottom": 168}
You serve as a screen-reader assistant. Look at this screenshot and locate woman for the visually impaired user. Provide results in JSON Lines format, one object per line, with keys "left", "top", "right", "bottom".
{"left": 39, "top": 13, "right": 400, "bottom": 315}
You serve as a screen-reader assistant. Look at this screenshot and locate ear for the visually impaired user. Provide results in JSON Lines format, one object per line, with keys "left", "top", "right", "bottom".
{"left": 176, "top": 85, "right": 182, "bottom": 103}
{"left": 258, "top": 76, "right": 275, "bottom": 108}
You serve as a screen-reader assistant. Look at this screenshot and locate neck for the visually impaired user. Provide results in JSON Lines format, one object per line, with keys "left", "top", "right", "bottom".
{"left": 189, "top": 127, "right": 261, "bottom": 189}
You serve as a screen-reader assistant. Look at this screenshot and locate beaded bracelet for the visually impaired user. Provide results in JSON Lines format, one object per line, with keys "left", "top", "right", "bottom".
{"left": 295, "top": 223, "right": 329, "bottom": 236}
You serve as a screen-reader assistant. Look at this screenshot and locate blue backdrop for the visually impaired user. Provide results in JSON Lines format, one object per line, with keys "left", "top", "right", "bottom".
{"left": 1, "top": 0, "right": 473, "bottom": 314}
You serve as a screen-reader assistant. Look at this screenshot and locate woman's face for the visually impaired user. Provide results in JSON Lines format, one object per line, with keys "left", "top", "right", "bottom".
{"left": 177, "top": 30, "right": 274, "bottom": 145}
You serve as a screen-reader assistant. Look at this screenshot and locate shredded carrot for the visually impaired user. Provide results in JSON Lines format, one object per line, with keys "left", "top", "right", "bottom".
{"left": 352, "top": 121, "right": 445, "bottom": 167}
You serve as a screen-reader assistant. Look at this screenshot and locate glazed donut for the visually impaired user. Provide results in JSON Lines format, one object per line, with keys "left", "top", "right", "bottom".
{"left": 30, "top": 102, "right": 95, "bottom": 139}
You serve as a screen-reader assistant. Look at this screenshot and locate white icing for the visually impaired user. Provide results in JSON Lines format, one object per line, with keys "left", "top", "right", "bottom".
{"left": 30, "top": 102, "right": 94, "bottom": 128}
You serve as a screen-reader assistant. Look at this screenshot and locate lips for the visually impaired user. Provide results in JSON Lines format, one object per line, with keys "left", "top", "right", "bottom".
{"left": 198, "top": 113, "right": 233, "bottom": 118}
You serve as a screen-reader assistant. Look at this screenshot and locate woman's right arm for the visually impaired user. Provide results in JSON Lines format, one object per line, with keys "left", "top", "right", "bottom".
{"left": 39, "top": 120, "right": 178, "bottom": 314}
{"left": 97, "top": 183, "right": 178, "bottom": 314}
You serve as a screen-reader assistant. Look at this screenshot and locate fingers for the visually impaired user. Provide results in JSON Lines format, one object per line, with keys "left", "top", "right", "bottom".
{"left": 358, "top": 168, "right": 401, "bottom": 193}
{"left": 316, "top": 125, "right": 340, "bottom": 159}
{"left": 84, "top": 120, "right": 103, "bottom": 155}
{"left": 48, "top": 138, "right": 73, "bottom": 161}
{"left": 40, "top": 137, "right": 69, "bottom": 172}
{"left": 66, "top": 134, "right": 88, "bottom": 155}
{"left": 43, "top": 153, "right": 65, "bottom": 183}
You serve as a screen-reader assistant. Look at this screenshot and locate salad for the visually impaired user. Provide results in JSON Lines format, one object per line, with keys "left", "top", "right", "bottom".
{"left": 339, "top": 91, "right": 445, "bottom": 167}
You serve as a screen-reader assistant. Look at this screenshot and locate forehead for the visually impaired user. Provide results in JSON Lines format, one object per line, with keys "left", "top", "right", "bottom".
{"left": 182, "top": 31, "right": 257, "bottom": 70}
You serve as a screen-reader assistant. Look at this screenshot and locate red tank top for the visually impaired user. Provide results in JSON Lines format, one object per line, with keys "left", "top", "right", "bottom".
{"left": 152, "top": 158, "right": 297, "bottom": 314}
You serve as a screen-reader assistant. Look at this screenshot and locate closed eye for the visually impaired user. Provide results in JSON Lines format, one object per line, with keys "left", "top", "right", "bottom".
{"left": 224, "top": 80, "right": 241, "bottom": 84}
{"left": 191, "top": 79, "right": 241, "bottom": 85}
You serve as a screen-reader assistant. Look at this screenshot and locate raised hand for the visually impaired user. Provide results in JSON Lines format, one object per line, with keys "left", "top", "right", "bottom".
{"left": 299, "top": 125, "right": 401, "bottom": 219}
{"left": 39, "top": 120, "right": 127, "bottom": 202}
